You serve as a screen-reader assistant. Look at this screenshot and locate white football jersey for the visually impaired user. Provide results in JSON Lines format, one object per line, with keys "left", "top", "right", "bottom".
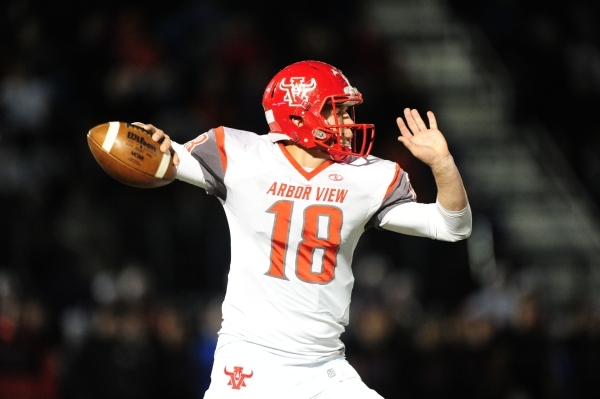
{"left": 177, "top": 127, "right": 415, "bottom": 356}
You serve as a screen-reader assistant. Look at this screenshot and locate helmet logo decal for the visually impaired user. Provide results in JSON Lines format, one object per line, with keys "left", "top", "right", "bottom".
{"left": 279, "top": 77, "right": 316, "bottom": 106}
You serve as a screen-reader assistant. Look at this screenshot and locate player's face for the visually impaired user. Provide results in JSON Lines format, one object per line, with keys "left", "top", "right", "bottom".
{"left": 323, "top": 105, "right": 354, "bottom": 147}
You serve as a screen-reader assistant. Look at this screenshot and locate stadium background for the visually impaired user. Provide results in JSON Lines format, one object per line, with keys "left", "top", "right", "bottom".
{"left": 1, "top": 0, "right": 600, "bottom": 398}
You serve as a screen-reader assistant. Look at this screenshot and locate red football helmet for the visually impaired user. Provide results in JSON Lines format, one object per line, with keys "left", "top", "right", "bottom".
{"left": 262, "top": 60, "right": 375, "bottom": 160}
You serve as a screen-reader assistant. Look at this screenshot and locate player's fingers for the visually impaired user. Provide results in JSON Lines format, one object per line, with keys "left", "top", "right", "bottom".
{"left": 396, "top": 117, "right": 413, "bottom": 137}
{"left": 427, "top": 111, "right": 438, "bottom": 130}
{"left": 410, "top": 109, "right": 428, "bottom": 131}
{"left": 133, "top": 122, "right": 164, "bottom": 142}
{"left": 172, "top": 151, "right": 180, "bottom": 166}
{"left": 158, "top": 134, "right": 172, "bottom": 152}
{"left": 153, "top": 133, "right": 166, "bottom": 144}
{"left": 133, "top": 122, "right": 157, "bottom": 134}
{"left": 403, "top": 108, "right": 420, "bottom": 133}
{"left": 144, "top": 123, "right": 159, "bottom": 134}
{"left": 141, "top": 123, "right": 164, "bottom": 143}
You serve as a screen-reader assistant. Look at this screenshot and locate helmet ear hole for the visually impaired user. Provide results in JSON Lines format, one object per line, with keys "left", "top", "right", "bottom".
{"left": 290, "top": 116, "right": 303, "bottom": 127}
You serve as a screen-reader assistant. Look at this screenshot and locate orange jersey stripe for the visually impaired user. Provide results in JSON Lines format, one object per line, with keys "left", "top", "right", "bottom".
{"left": 383, "top": 164, "right": 402, "bottom": 201}
{"left": 215, "top": 126, "right": 227, "bottom": 174}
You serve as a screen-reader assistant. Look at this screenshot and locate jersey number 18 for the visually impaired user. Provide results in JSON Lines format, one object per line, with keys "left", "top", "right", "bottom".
{"left": 266, "top": 200, "right": 342, "bottom": 284}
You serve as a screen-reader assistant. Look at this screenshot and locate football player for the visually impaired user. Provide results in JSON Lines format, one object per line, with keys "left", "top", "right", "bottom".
{"left": 137, "top": 60, "right": 471, "bottom": 398}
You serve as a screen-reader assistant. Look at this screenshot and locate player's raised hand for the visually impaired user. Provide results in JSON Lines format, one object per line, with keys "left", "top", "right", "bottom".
{"left": 396, "top": 108, "right": 450, "bottom": 167}
{"left": 132, "top": 122, "right": 180, "bottom": 166}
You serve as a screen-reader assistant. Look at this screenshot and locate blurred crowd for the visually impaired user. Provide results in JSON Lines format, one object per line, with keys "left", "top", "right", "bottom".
{"left": 449, "top": 0, "right": 600, "bottom": 206}
{"left": 2, "top": 254, "right": 600, "bottom": 399}
{"left": 2, "top": 0, "right": 600, "bottom": 398}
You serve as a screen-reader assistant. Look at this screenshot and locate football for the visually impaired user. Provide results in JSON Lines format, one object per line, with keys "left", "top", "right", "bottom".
{"left": 87, "top": 122, "right": 176, "bottom": 188}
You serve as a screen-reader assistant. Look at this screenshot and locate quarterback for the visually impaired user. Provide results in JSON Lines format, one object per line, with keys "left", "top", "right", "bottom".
{"left": 138, "top": 60, "right": 471, "bottom": 398}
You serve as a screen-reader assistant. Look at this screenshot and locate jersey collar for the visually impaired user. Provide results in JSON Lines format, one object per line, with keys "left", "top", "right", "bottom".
{"left": 277, "top": 143, "right": 334, "bottom": 181}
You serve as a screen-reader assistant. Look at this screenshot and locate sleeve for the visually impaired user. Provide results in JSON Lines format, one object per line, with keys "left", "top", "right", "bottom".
{"left": 379, "top": 200, "right": 472, "bottom": 242}
{"left": 174, "top": 127, "right": 228, "bottom": 201}
{"left": 365, "top": 167, "right": 417, "bottom": 229}
{"left": 172, "top": 141, "right": 206, "bottom": 189}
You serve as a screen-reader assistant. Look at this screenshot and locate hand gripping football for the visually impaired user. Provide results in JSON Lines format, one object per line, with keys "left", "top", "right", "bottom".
{"left": 87, "top": 122, "right": 176, "bottom": 188}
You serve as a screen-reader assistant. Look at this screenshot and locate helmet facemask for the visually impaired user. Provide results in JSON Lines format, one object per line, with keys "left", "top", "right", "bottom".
{"left": 296, "top": 95, "right": 374, "bottom": 161}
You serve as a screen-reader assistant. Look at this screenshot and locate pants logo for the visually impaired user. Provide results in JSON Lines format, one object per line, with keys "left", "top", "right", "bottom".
{"left": 224, "top": 366, "right": 253, "bottom": 389}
